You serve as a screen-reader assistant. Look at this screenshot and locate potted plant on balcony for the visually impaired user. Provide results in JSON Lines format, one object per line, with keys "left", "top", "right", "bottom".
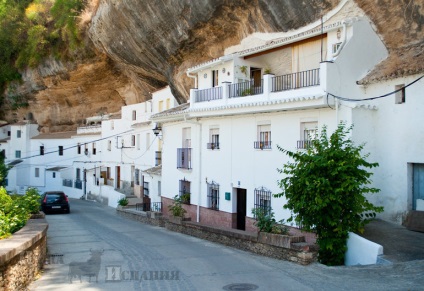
{"left": 168, "top": 195, "right": 187, "bottom": 224}
{"left": 181, "top": 193, "right": 190, "bottom": 204}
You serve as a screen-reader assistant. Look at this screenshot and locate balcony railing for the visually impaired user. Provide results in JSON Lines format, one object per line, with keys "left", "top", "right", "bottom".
{"left": 229, "top": 80, "right": 263, "bottom": 98}
{"left": 195, "top": 87, "right": 222, "bottom": 102}
{"left": 177, "top": 148, "right": 192, "bottom": 169}
{"left": 297, "top": 140, "right": 312, "bottom": 149}
{"left": 254, "top": 141, "right": 272, "bottom": 150}
{"left": 272, "top": 68, "right": 320, "bottom": 92}
{"left": 155, "top": 151, "right": 162, "bottom": 166}
{"left": 207, "top": 142, "right": 220, "bottom": 150}
{"left": 135, "top": 202, "right": 162, "bottom": 212}
{"left": 74, "top": 179, "right": 83, "bottom": 189}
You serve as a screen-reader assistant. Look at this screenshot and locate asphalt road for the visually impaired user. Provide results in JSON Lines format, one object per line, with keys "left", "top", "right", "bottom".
{"left": 30, "top": 199, "right": 424, "bottom": 291}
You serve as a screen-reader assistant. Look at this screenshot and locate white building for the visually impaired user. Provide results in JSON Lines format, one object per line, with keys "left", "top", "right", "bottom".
{"left": 151, "top": 0, "right": 424, "bottom": 231}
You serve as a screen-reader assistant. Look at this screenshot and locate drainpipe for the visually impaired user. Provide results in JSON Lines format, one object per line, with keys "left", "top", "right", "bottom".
{"left": 186, "top": 71, "right": 198, "bottom": 89}
{"left": 184, "top": 114, "right": 202, "bottom": 223}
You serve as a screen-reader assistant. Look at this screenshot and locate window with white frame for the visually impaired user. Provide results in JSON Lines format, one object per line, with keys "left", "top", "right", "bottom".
{"left": 158, "top": 100, "right": 163, "bottom": 112}
{"left": 255, "top": 124, "right": 271, "bottom": 149}
{"left": 158, "top": 181, "right": 161, "bottom": 196}
{"left": 58, "top": 146, "right": 64, "bottom": 156}
{"left": 144, "top": 181, "right": 149, "bottom": 196}
{"left": 131, "top": 135, "right": 136, "bottom": 147}
{"left": 207, "top": 181, "right": 219, "bottom": 210}
{"left": 35, "top": 168, "right": 40, "bottom": 178}
{"left": 77, "top": 143, "right": 81, "bottom": 154}
{"left": 15, "top": 150, "right": 21, "bottom": 158}
{"left": 92, "top": 143, "right": 96, "bottom": 155}
{"left": 166, "top": 98, "right": 170, "bottom": 109}
{"left": 208, "top": 127, "right": 220, "bottom": 150}
{"left": 298, "top": 121, "right": 317, "bottom": 149}
{"left": 395, "top": 84, "right": 405, "bottom": 104}
{"left": 135, "top": 169, "right": 140, "bottom": 185}
{"left": 182, "top": 127, "right": 191, "bottom": 148}
{"left": 132, "top": 110, "right": 137, "bottom": 120}
{"left": 17, "top": 130, "right": 21, "bottom": 138}
{"left": 40, "top": 146, "right": 44, "bottom": 156}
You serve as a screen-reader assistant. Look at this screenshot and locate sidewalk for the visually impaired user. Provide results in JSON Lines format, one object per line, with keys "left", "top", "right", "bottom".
{"left": 361, "top": 219, "right": 424, "bottom": 263}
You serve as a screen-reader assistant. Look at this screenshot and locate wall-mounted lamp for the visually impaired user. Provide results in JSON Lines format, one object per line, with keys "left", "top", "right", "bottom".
{"left": 336, "top": 28, "right": 341, "bottom": 40}
{"left": 152, "top": 124, "right": 162, "bottom": 137}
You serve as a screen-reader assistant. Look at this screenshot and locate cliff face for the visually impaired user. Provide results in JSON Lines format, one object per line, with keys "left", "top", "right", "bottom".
{"left": 3, "top": 0, "right": 423, "bottom": 132}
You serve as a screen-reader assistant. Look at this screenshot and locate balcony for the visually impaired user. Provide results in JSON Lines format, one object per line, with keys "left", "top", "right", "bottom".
{"left": 177, "top": 148, "right": 192, "bottom": 169}
{"left": 207, "top": 142, "right": 220, "bottom": 150}
{"left": 229, "top": 80, "right": 263, "bottom": 98}
{"left": 297, "top": 140, "right": 312, "bottom": 149}
{"left": 254, "top": 141, "right": 272, "bottom": 150}
{"left": 195, "top": 87, "right": 222, "bottom": 102}
{"left": 272, "top": 69, "right": 320, "bottom": 92}
{"left": 155, "top": 151, "right": 162, "bottom": 166}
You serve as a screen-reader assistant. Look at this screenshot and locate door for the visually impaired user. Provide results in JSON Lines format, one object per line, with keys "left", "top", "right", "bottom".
{"left": 237, "top": 188, "right": 247, "bottom": 230}
{"left": 116, "top": 166, "right": 120, "bottom": 189}
{"left": 413, "top": 164, "right": 424, "bottom": 210}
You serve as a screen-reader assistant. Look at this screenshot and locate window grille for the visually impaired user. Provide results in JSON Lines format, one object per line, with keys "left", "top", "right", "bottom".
{"left": 179, "top": 179, "right": 191, "bottom": 204}
{"left": 207, "top": 181, "right": 219, "bottom": 210}
{"left": 254, "top": 187, "right": 272, "bottom": 218}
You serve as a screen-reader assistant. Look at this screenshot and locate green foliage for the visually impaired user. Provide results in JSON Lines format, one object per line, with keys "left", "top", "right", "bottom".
{"left": 117, "top": 197, "right": 128, "bottom": 206}
{"left": 252, "top": 207, "right": 289, "bottom": 234}
{"left": 0, "top": 153, "right": 9, "bottom": 187}
{"left": 0, "top": 187, "right": 41, "bottom": 239}
{"left": 168, "top": 195, "right": 187, "bottom": 217}
{"left": 0, "top": 0, "right": 87, "bottom": 96}
{"left": 275, "top": 123, "right": 383, "bottom": 266}
{"left": 180, "top": 193, "right": 190, "bottom": 204}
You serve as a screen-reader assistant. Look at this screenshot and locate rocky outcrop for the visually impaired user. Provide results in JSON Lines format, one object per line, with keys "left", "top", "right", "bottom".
{"left": 2, "top": 0, "right": 422, "bottom": 131}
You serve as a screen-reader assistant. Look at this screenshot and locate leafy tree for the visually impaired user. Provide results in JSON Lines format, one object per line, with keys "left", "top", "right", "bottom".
{"left": 0, "top": 152, "right": 9, "bottom": 187}
{"left": 275, "top": 123, "right": 383, "bottom": 266}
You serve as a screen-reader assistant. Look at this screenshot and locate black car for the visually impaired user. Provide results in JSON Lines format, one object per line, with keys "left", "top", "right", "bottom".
{"left": 41, "top": 191, "right": 70, "bottom": 214}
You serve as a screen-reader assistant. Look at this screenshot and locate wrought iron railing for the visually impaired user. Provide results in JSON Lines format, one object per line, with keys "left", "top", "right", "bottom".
{"left": 254, "top": 141, "right": 272, "bottom": 150}
{"left": 297, "top": 140, "right": 312, "bottom": 149}
{"left": 206, "top": 142, "right": 220, "bottom": 150}
{"left": 229, "top": 80, "right": 263, "bottom": 98}
{"left": 177, "top": 148, "right": 192, "bottom": 169}
{"left": 254, "top": 187, "right": 272, "bottom": 218}
{"left": 74, "top": 180, "right": 83, "bottom": 189}
{"left": 195, "top": 87, "right": 222, "bottom": 102}
{"left": 271, "top": 68, "right": 320, "bottom": 92}
{"left": 135, "top": 202, "right": 162, "bottom": 212}
{"left": 63, "top": 179, "right": 72, "bottom": 187}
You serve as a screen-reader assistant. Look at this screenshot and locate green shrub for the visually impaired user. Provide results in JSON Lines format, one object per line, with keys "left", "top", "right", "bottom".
{"left": 168, "top": 195, "right": 186, "bottom": 217}
{"left": 252, "top": 207, "right": 289, "bottom": 235}
{"left": 118, "top": 197, "right": 128, "bottom": 206}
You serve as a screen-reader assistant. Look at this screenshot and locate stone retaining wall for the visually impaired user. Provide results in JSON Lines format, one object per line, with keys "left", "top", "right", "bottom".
{"left": 0, "top": 218, "right": 48, "bottom": 291}
{"left": 116, "top": 208, "right": 317, "bottom": 265}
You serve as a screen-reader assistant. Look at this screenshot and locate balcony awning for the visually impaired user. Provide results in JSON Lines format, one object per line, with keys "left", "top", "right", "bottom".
{"left": 7, "top": 159, "right": 22, "bottom": 166}
{"left": 142, "top": 165, "right": 162, "bottom": 176}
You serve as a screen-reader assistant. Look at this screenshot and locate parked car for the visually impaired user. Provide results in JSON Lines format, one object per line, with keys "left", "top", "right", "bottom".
{"left": 40, "top": 191, "right": 70, "bottom": 214}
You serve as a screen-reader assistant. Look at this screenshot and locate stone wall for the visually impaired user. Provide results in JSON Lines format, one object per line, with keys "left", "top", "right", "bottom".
{"left": 116, "top": 208, "right": 317, "bottom": 265}
{"left": 0, "top": 218, "right": 48, "bottom": 291}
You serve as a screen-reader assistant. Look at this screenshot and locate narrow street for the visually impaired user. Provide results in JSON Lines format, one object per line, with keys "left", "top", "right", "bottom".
{"left": 30, "top": 199, "right": 424, "bottom": 291}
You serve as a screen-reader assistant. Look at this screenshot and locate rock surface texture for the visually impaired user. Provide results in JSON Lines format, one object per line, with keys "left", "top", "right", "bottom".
{"left": 3, "top": 0, "right": 423, "bottom": 132}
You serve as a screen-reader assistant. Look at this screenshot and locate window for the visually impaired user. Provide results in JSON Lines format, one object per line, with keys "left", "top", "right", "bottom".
{"left": 207, "top": 181, "right": 219, "bottom": 210}
{"left": 15, "top": 150, "right": 21, "bottom": 158}
{"left": 395, "top": 84, "right": 406, "bottom": 104}
{"left": 7, "top": 131, "right": 10, "bottom": 137}
{"left": 59, "top": 146, "right": 64, "bottom": 156}
{"left": 255, "top": 124, "right": 271, "bottom": 149}
{"left": 92, "top": 143, "right": 96, "bottom": 155}
{"left": 158, "top": 100, "right": 163, "bottom": 112}
{"left": 298, "top": 122, "right": 317, "bottom": 149}
{"left": 166, "top": 98, "right": 170, "bottom": 109}
{"left": 135, "top": 169, "right": 140, "bottom": 185}
{"left": 108, "top": 140, "right": 112, "bottom": 151}
{"left": 177, "top": 148, "right": 192, "bottom": 169}
{"left": 132, "top": 110, "right": 137, "bottom": 120}
{"left": 212, "top": 70, "right": 219, "bottom": 87}
{"left": 35, "top": 168, "right": 40, "bottom": 178}
{"left": 179, "top": 179, "right": 191, "bottom": 204}
{"left": 77, "top": 143, "right": 81, "bottom": 154}
{"left": 158, "top": 181, "right": 161, "bottom": 196}
{"left": 17, "top": 130, "right": 21, "bottom": 138}
{"left": 52, "top": 172, "right": 56, "bottom": 178}
{"left": 136, "top": 134, "right": 140, "bottom": 150}
{"left": 40, "top": 146, "right": 44, "bottom": 156}
{"left": 76, "top": 168, "right": 81, "bottom": 180}
{"left": 208, "top": 128, "right": 220, "bottom": 150}
{"left": 131, "top": 135, "right": 136, "bottom": 147}
{"left": 143, "top": 181, "right": 149, "bottom": 196}
{"left": 254, "top": 187, "right": 272, "bottom": 217}
{"left": 332, "top": 42, "right": 342, "bottom": 54}
{"left": 84, "top": 144, "right": 88, "bottom": 155}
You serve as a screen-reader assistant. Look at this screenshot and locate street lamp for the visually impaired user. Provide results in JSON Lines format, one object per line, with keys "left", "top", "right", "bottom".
{"left": 152, "top": 124, "right": 162, "bottom": 137}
